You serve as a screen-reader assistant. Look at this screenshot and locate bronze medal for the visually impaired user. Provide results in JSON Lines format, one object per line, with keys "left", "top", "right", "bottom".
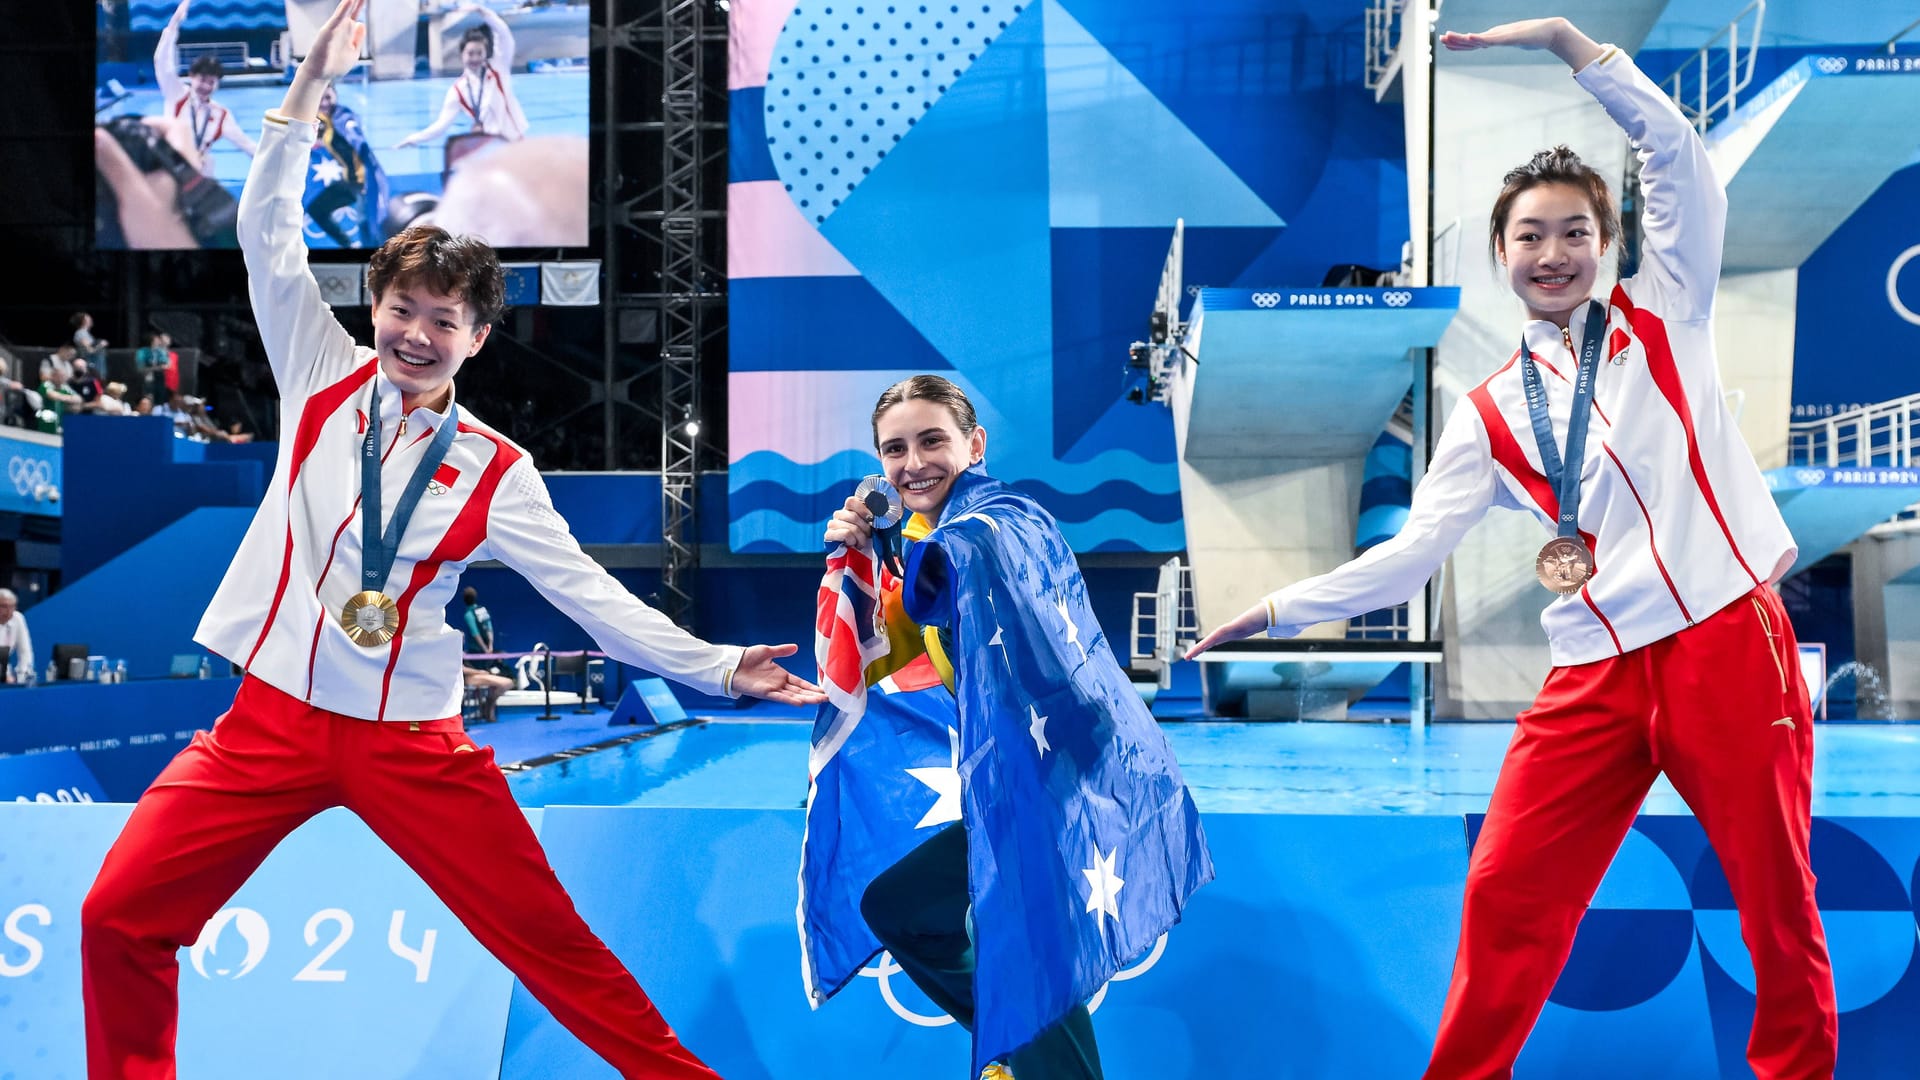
{"left": 1535, "top": 536, "right": 1594, "bottom": 596}
{"left": 340, "top": 590, "right": 400, "bottom": 647}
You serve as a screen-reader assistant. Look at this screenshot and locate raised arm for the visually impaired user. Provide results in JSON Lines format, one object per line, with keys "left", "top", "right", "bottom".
{"left": 154, "top": 0, "right": 189, "bottom": 106}
{"left": 236, "top": 0, "right": 365, "bottom": 392}
{"left": 1573, "top": 44, "right": 1725, "bottom": 319}
{"left": 467, "top": 4, "right": 515, "bottom": 72}
{"left": 1446, "top": 17, "right": 1723, "bottom": 318}
{"left": 487, "top": 459, "right": 824, "bottom": 704}
{"left": 1188, "top": 399, "right": 1507, "bottom": 656}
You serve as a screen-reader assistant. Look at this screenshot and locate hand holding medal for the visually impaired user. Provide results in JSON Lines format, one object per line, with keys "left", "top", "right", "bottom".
{"left": 853, "top": 474, "right": 906, "bottom": 578}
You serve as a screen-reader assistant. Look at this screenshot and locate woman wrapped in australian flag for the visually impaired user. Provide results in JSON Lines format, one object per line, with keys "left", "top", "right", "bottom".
{"left": 799, "top": 374, "right": 1213, "bottom": 1079}
{"left": 303, "top": 82, "right": 390, "bottom": 249}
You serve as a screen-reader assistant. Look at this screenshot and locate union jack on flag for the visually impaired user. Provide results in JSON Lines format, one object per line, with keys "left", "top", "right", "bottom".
{"left": 809, "top": 541, "right": 891, "bottom": 777}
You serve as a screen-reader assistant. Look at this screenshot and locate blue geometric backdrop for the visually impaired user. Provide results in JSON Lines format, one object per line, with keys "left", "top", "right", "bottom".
{"left": 728, "top": 0, "right": 1408, "bottom": 552}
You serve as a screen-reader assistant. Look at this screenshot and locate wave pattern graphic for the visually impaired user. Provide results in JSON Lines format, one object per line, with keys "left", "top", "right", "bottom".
{"left": 132, "top": 0, "right": 285, "bottom": 33}
{"left": 731, "top": 478, "right": 1183, "bottom": 530}
{"left": 729, "top": 449, "right": 1181, "bottom": 496}
{"left": 731, "top": 508, "right": 1181, "bottom": 554}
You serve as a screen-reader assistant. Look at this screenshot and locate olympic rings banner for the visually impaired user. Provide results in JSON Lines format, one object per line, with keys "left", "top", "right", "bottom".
{"left": 1, "top": 428, "right": 61, "bottom": 518}
{"left": 2, "top": 806, "right": 1918, "bottom": 1077}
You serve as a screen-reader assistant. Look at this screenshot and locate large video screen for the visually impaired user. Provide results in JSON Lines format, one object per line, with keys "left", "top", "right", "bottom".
{"left": 94, "top": 0, "right": 589, "bottom": 252}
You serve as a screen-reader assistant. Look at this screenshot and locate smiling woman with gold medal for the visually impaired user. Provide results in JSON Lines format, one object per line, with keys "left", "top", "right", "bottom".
{"left": 1189, "top": 13, "right": 1834, "bottom": 1078}
{"left": 77, "top": 4, "right": 823, "bottom": 1077}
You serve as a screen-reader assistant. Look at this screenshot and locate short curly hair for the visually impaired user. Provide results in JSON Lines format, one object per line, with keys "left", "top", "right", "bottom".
{"left": 364, "top": 225, "right": 506, "bottom": 327}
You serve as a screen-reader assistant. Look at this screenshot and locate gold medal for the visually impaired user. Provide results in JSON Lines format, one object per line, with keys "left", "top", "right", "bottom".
{"left": 1535, "top": 536, "right": 1594, "bottom": 595}
{"left": 340, "top": 590, "right": 400, "bottom": 647}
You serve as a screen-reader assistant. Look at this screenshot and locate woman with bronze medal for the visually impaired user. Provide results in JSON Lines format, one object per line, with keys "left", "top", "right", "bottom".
{"left": 1190, "top": 14, "right": 1835, "bottom": 1078}
{"left": 79, "top": 3, "right": 823, "bottom": 1077}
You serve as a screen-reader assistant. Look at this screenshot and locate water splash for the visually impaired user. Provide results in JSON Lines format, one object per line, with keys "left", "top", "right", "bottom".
{"left": 1824, "top": 661, "right": 1895, "bottom": 721}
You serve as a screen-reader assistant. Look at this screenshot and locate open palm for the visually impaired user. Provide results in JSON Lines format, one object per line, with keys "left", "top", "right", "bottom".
{"left": 305, "top": 0, "right": 367, "bottom": 81}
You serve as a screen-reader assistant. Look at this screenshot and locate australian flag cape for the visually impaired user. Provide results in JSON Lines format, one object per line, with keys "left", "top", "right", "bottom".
{"left": 799, "top": 464, "right": 1213, "bottom": 1072}
{"left": 303, "top": 102, "right": 390, "bottom": 250}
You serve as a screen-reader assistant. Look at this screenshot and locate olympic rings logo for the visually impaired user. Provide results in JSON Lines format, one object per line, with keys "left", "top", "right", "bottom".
{"left": 857, "top": 933, "right": 1169, "bottom": 1027}
{"left": 1382, "top": 290, "right": 1412, "bottom": 307}
{"left": 1887, "top": 244, "right": 1920, "bottom": 328}
{"left": 1794, "top": 468, "right": 1828, "bottom": 486}
{"left": 1250, "top": 292, "right": 1281, "bottom": 308}
{"left": 8, "top": 455, "right": 53, "bottom": 498}
{"left": 1815, "top": 56, "right": 1848, "bottom": 75}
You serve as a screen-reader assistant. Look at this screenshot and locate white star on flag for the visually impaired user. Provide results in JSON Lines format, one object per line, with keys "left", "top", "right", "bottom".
{"left": 311, "top": 157, "right": 347, "bottom": 185}
{"left": 1081, "top": 846, "right": 1124, "bottom": 928}
{"left": 1028, "top": 703, "right": 1050, "bottom": 757}
{"left": 905, "top": 726, "right": 963, "bottom": 829}
{"left": 1055, "top": 598, "right": 1087, "bottom": 661}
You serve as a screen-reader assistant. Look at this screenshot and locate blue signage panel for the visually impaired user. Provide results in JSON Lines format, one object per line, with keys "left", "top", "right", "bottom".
{"left": 0, "top": 750, "right": 106, "bottom": 803}
{"left": 0, "top": 805, "right": 529, "bottom": 1080}
{"left": 0, "top": 429, "right": 62, "bottom": 518}
{"left": 1197, "top": 286, "right": 1462, "bottom": 312}
{"left": 502, "top": 809, "right": 1468, "bottom": 1079}
{"left": 3, "top": 808, "right": 1918, "bottom": 1077}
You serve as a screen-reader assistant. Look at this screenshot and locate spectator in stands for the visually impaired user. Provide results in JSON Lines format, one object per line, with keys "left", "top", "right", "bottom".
{"left": 71, "top": 312, "right": 109, "bottom": 361}
{"left": 460, "top": 584, "right": 494, "bottom": 654}
{"left": 0, "top": 349, "right": 41, "bottom": 428}
{"left": 135, "top": 330, "right": 175, "bottom": 403}
{"left": 70, "top": 357, "right": 105, "bottom": 408}
{"left": 461, "top": 663, "right": 514, "bottom": 722}
{"left": 96, "top": 381, "right": 135, "bottom": 416}
{"left": 134, "top": 395, "right": 154, "bottom": 415}
{"left": 0, "top": 589, "right": 33, "bottom": 685}
{"left": 156, "top": 0, "right": 257, "bottom": 176}
{"left": 37, "top": 356, "right": 84, "bottom": 433}
{"left": 48, "top": 344, "right": 77, "bottom": 385}
{"left": 155, "top": 388, "right": 233, "bottom": 441}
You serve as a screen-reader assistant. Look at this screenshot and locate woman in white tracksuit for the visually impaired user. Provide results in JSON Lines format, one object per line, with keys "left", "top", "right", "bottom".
{"left": 1191, "top": 17, "right": 1837, "bottom": 1079}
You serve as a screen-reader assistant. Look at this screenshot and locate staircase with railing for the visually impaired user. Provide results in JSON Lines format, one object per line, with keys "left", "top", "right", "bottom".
{"left": 1662, "top": 0, "right": 1766, "bottom": 133}
{"left": 1788, "top": 393, "right": 1920, "bottom": 471}
{"left": 1771, "top": 395, "right": 1920, "bottom": 572}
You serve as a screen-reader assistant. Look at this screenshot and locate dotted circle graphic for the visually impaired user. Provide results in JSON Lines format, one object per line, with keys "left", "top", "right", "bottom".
{"left": 764, "top": 2, "right": 1028, "bottom": 224}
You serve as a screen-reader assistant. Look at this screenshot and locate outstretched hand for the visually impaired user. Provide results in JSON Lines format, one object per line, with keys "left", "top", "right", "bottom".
{"left": 1182, "top": 602, "right": 1272, "bottom": 660}
{"left": 1440, "top": 17, "right": 1566, "bottom": 52}
{"left": 1440, "top": 17, "right": 1601, "bottom": 70}
{"left": 304, "top": 0, "right": 367, "bottom": 82}
{"left": 733, "top": 643, "right": 826, "bottom": 705}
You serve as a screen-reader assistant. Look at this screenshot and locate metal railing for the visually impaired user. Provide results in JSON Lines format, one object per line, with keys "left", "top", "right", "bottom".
{"left": 1363, "top": 0, "right": 1406, "bottom": 94}
{"left": 1787, "top": 393, "right": 1920, "bottom": 469}
{"left": 1346, "top": 603, "right": 1411, "bottom": 641}
{"left": 1888, "top": 16, "right": 1920, "bottom": 53}
{"left": 1663, "top": 0, "right": 1767, "bottom": 133}
{"left": 1130, "top": 557, "right": 1198, "bottom": 681}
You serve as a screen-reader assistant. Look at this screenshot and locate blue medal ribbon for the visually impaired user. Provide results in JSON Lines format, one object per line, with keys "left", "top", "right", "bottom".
{"left": 360, "top": 380, "right": 459, "bottom": 598}
{"left": 1520, "top": 300, "right": 1608, "bottom": 540}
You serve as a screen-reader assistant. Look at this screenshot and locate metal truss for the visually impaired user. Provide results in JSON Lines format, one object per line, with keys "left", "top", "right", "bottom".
{"left": 600, "top": 0, "right": 728, "bottom": 627}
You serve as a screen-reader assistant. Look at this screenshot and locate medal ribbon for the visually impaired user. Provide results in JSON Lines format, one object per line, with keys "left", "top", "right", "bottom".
{"left": 1520, "top": 300, "right": 1608, "bottom": 541}
{"left": 361, "top": 380, "right": 459, "bottom": 598}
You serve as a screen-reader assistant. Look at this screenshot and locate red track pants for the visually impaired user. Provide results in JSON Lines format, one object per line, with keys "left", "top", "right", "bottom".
{"left": 1424, "top": 585, "right": 1837, "bottom": 1079}
{"left": 81, "top": 676, "right": 720, "bottom": 1080}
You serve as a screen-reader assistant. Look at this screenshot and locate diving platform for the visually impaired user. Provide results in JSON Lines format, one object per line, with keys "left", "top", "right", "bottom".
{"left": 1768, "top": 466, "right": 1920, "bottom": 574}
{"left": 1168, "top": 286, "right": 1459, "bottom": 631}
{"left": 1710, "top": 50, "right": 1920, "bottom": 271}
{"left": 1158, "top": 286, "right": 1460, "bottom": 721}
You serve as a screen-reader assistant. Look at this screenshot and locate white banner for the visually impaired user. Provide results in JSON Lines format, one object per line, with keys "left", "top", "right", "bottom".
{"left": 311, "top": 264, "right": 366, "bottom": 309}
{"left": 539, "top": 261, "right": 601, "bottom": 307}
